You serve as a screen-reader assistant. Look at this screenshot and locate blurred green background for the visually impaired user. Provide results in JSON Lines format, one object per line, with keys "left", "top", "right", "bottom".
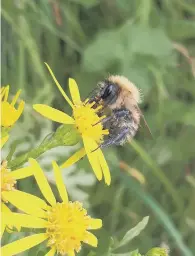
{"left": 1, "top": 0, "right": 195, "bottom": 255}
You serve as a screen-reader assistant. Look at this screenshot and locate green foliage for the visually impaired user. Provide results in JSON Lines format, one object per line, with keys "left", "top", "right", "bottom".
{"left": 1, "top": 0, "right": 195, "bottom": 255}
{"left": 113, "top": 217, "right": 149, "bottom": 251}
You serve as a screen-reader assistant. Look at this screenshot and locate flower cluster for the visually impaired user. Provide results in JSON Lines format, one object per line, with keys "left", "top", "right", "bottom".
{"left": 1, "top": 86, "right": 25, "bottom": 148}
{"left": 33, "top": 63, "right": 111, "bottom": 185}
{"left": 1, "top": 160, "right": 102, "bottom": 256}
{"left": 1, "top": 63, "right": 161, "bottom": 256}
{"left": 0, "top": 64, "right": 110, "bottom": 256}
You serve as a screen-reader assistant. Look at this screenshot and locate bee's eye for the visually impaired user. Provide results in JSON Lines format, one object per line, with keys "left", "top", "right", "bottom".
{"left": 102, "top": 85, "right": 114, "bottom": 99}
{"left": 101, "top": 83, "right": 119, "bottom": 105}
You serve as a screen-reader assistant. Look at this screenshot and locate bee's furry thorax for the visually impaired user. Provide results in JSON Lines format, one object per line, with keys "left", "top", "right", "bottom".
{"left": 105, "top": 75, "right": 141, "bottom": 124}
{"left": 108, "top": 75, "right": 142, "bottom": 104}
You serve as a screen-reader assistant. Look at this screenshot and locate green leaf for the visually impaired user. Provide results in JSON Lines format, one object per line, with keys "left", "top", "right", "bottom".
{"left": 128, "top": 25, "right": 173, "bottom": 57}
{"left": 113, "top": 216, "right": 149, "bottom": 250}
{"left": 83, "top": 30, "right": 124, "bottom": 72}
{"left": 95, "top": 229, "right": 113, "bottom": 256}
{"left": 83, "top": 22, "right": 173, "bottom": 73}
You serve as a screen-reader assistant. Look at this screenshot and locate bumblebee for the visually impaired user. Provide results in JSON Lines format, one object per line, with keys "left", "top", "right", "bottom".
{"left": 89, "top": 75, "right": 150, "bottom": 148}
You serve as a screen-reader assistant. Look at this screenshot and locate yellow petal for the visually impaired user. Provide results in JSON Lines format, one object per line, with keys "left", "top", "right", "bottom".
{"left": 1, "top": 203, "right": 12, "bottom": 213}
{"left": 61, "top": 148, "right": 86, "bottom": 168}
{"left": 0, "top": 135, "right": 9, "bottom": 148}
{"left": 33, "top": 104, "right": 74, "bottom": 124}
{"left": 11, "top": 89, "right": 21, "bottom": 106}
{"left": 68, "top": 251, "right": 75, "bottom": 256}
{"left": 2, "top": 212, "right": 48, "bottom": 229}
{"left": 52, "top": 161, "right": 68, "bottom": 203}
{"left": 69, "top": 78, "right": 81, "bottom": 104}
{"left": 45, "top": 247, "right": 56, "bottom": 256}
{"left": 1, "top": 233, "right": 47, "bottom": 256}
{"left": 82, "top": 136, "right": 102, "bottom": 181}
{"left": 1, "top": 203, "right": 9, "bottom": 237}
{"left": 1, "top": 100, "right": 25, "bottom": 127}
{"left": 1, "top": 214, "right": 6, "bottom": 237}
{"left": 84, "top": 232, "right": 98, "bottom": 247}
{"left": 0, "top": 86, "right": 5, "bottom": 94}
{"left": 1, "top": 203, "right": 21, "bottom": 234}
{"left": 2, "top": 190, "right": 47, "bottom": 218}
{"left": 44, "top": 62, "right": 73, "bottom": 108}
{"left": 97, "top": 149, "right": 111, "bottom": 185}
{"left": 16, "top": 100, "right": 25, "bottom": 118}
{"left": 88, "top": 218, "right": 102, "bottom": 230}
{"left": 8, "top": 166, "right": 33, "bottom": 180}
{"left": 29, "top": 158, "right": 56, "bottom": 206}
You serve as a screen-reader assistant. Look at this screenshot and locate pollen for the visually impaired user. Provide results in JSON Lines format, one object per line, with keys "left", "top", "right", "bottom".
{"left": 1, "top": 161, "right": 17, "bottom": 202}
{"left": 73, "top": 101, "right": 109, "bottom": 144}
{"left": 46, "top": 201, "right": 93, "bottom": 255}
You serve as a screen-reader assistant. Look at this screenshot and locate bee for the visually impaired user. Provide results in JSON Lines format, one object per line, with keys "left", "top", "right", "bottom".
{"left": 88, "top": 75, "right": 151, "bottom": 148}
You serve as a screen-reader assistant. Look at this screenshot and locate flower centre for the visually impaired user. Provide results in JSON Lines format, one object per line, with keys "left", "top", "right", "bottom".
{"left": 46, "top": 201, "right": 92, "bottom": 255}
{"left": 73, "top": 102, "right": 109, "bottom": 143}
{"left": 1, "top": 161, "right": 17, "bottom": 202}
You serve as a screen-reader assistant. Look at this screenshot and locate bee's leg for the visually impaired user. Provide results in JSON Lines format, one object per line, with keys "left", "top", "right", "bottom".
{"left": 93, "top": 115, "right": 113, "bottom": 126}
{"left": 95, "top": 109, "right": 130, "bottom": 126}
{"left": 100, "top": 127, "right": 130, "bottom": 148}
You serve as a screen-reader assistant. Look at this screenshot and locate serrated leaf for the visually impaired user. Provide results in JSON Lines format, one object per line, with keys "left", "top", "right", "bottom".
{"left": 113, "top": 216, "right": 149, "bottom": 250}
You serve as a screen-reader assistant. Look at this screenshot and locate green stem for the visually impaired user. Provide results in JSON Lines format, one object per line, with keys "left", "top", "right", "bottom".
{"left": 8, "top": 138, "right": 61, "bottom": 169}
{"left": 8, "top": 124, "right": 80, "bottom": 169}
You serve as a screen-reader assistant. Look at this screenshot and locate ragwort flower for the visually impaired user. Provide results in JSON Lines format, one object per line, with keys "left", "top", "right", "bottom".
{"left": 33, "top": 63, "right": 111, "bottom": 185}
{"left": 1, "top": 160, "right": 36, "bottom": 236}
{"left": 1, "top": 159, "right": 102, "bottom": 256}
{"left": 1, "top": 86, "right": 25, "bottom": 128}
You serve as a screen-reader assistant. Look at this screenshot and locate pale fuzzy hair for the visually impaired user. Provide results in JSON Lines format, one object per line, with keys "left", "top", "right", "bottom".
{"left": 108, "top": 75, "right": 142, "bottom": 104}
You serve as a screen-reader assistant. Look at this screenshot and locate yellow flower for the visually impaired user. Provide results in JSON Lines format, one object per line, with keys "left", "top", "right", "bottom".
{"left": 33, "top": 63, "right": 111, "bottom": 185}
{"left": 1, "top": 159, "right": 102, "bottom": 256}
{"left": 1, "top": 160, "right": 36, "bottom": 236}
{"left": 1, "top": 86, "right": 25, "bottom": 127}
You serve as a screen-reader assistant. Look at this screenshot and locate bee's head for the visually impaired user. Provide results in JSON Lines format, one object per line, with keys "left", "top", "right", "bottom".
{"left": 88, "top": 75, "right": 141, "bottom": 108}
{"left": 96, "top": 80, "right": 120, "bottom": 106}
